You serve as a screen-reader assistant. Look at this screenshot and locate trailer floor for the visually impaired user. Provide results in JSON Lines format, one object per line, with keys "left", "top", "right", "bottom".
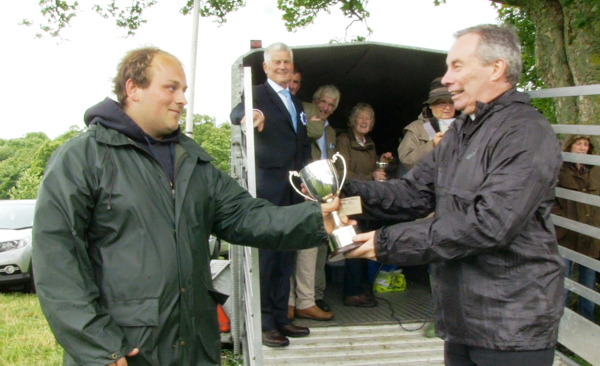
{"left": 293, "top": 280, "right": 434, "bottom": 329}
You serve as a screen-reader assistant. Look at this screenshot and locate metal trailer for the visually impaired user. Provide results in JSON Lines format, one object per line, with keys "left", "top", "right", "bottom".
{"left": 215, "top": 42, "right": 600, "bottom": 365}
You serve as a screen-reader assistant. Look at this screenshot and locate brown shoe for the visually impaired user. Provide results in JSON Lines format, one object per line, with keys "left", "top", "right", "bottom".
{"left": 295, "top": 305, "right": 334, "bottom": 321}
{"left": 344, "top": 294, "right": 378, "bottom": 307}
{"left": 262, "top": 329, "right": 289, "bottom": 347}
{"left": 278, "top": 323, "right": 310, "bottom": 337}
{"left": 287, "top": 305, "right": 295, "bottom": 320}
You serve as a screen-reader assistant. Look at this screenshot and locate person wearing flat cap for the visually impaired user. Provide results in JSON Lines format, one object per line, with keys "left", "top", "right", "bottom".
{"left": 397, "top": 77, "right": 458, "bottom": 170}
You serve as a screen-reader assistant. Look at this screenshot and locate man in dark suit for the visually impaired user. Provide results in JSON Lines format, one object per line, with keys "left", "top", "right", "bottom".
{"left": 231, "top": 42, "right": 311, "bottom": 348}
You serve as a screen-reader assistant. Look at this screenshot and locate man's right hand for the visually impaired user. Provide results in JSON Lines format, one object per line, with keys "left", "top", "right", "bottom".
{"left": 320, "top": 197, "right": 356, "bottom": 234}
{"left": 240, "top": 110, "right": 265, "bottom": 132}
{"left": 108, "top": 348, "right": 139, "bottom": 366}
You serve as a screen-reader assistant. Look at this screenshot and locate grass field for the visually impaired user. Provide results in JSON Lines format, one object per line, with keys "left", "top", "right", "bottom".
{"left": 0, "top": 292, "right": 242, "bottom": 366}
{"left": 0, "top": 293, "right": 62, "bottom": 366}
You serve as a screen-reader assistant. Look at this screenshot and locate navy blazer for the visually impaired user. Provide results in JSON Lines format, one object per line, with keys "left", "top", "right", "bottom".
{"left": 231, "top": 81, "right": 311, "bottom": 206}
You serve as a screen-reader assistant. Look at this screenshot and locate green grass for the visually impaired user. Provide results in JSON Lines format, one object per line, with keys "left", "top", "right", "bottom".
{"left": 0, "top": 293, "right": 62, "bottom": 366}
{"left": 0, "top": 292, "right": 242, "bottom": 366}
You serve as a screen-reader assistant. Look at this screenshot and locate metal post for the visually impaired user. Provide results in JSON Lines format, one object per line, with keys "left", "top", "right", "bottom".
{"left": 243, "top": 67, "right": 257, "bottom": 197}
{"left": 185, "top": 0, "right": 201, "bottom": 137}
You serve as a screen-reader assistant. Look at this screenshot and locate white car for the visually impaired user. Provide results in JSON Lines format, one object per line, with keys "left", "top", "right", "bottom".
{"left": 0, "top": 200, "right": 36, "bottom": 292}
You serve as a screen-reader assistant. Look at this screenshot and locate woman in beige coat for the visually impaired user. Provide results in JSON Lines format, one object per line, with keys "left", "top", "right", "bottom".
{"left": 397, "top": 77, "right": 457, "bottom": 170}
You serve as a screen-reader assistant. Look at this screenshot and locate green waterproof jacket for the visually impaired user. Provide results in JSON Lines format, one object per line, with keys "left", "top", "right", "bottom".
{"left": 32, "top": 123, "right": 327, "bottom": 366}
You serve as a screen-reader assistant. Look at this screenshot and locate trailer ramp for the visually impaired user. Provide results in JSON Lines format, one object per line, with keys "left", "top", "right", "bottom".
{"left": 262, "top": 323, "right": 444, "bottom": 365}
{"left": 262, "top": 282, "right": 573, "bottom": 366}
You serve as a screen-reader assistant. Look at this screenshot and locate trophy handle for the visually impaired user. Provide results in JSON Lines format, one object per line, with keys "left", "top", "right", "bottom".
{"left": 289, "top": 171, "right": 317, "bottom": 201}
{"left": 331, "top": 152, "right": 347, "bottom": 195}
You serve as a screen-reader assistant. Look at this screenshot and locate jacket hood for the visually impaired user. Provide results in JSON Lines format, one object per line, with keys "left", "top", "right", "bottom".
{"left": 84, "top": 98, "right": 181, "bottom": 183}
{"left": 561, "top": 135, "right": 595, "bottom": 154}
{"left": 84, "top": 98, "right": 181, "bottom": 145}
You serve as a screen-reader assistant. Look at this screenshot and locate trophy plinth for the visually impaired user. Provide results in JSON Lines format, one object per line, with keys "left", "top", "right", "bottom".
{"left": 289, "top": 153, "right": 364, "bottom": 262}
{"left": 329, "top": 224, "right": 361, "bottom": 262}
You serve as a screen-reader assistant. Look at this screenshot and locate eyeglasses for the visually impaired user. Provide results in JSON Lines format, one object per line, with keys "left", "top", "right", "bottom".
{"left": 431, "top": 102, "right": 454, "bottom": 108}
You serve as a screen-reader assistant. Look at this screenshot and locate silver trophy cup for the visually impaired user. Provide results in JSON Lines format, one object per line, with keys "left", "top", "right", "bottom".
{"left": 289, "top": 152, "right": 361, "bottom": 261}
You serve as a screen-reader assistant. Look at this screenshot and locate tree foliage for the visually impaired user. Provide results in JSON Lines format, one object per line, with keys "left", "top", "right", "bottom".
{"left": 493, "top": 0, "right": 600, "bottom": 125}
{"left": 181, "top": 110, "right": 231, "bottom": 173}
{"left": 22, "top": 0, "right": 600, "bottom": 126}
{"left": 1, "top": 126, "right": 85, "bottom": 200}
{"left": 23, "top": 0, "right": 456, "bottom": 40}
{"left": 0, "top": 133, "right": 50, "bottom": 199}
{"left": 1, "top": 115, "right": 231, "bottom": 200}
{"left": 494, "top": 4, "right": 557, "bottom": 124}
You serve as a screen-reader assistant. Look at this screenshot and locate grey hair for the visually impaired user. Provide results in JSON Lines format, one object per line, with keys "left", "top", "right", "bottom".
{"left": 349, "top": 102, "right": 375, "bottom": 129}
{"left": 455, "top": 24, "right": 522, "bottom": 86}
{"left": 264, "top": 42, "right": 294, "bottom": 63}
{"left": 313, "top": 85, "right": 341, "bottom": 110}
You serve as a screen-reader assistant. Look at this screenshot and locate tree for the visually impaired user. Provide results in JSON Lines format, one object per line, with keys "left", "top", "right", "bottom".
{"left": 194, "top": 122, "right": 232, "bottom": 173}
{"left": 180, "top": 110, "right": 231, "bottom": 173}
{"left": 5, "top": 126, "right": 84, "bottom": 199}
{"left": 8, "top": 170, "right": 42, "bottom": 200}
{"left": 22, "top": 0, "right": 245, "bottom": 38}
{"left": 494, "top": 4, "right": 557, "bottom": 124}
{"left": 25, "top": 0, "right": 599, "bottom": 125}
{"left": 0, "top": 133, "right": 49, "bottom": 199}
{"left": 493, "top": 0, "right": 599, "bottom": 125}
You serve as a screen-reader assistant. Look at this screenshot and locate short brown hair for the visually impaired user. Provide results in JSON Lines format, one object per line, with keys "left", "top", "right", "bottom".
{"left": 113, "top": 47, "right": 181, "bottom": 106}
{"left": 349, "top": 102, "right": 375, "bottom": 130}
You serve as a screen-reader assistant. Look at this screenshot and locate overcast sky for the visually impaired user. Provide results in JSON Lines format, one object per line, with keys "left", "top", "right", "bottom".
{"left": 2, "top": 0, "right": 498, "bottom": 140}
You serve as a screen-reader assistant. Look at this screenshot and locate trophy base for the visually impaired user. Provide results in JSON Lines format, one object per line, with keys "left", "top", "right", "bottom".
{"left": 329, "top": 242, "right": 363, "bottom": 262}
{"left": 328, "top": 225, "right": 362, "bottom": 262}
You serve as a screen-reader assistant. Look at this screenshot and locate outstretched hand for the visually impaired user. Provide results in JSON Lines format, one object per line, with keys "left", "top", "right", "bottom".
{"left": 344, "top": 231, "right": 377, "bottom": 260}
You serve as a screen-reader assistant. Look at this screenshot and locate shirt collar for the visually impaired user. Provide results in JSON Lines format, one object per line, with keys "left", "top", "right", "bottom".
{"left": 267, "top": 78, "right": 287, "bottom": 93}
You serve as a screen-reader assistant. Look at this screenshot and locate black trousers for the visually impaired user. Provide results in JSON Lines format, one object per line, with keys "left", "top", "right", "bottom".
{"left": 444, "top": 342, "right": 555, "bottom": 366}
{"left": 259, "top": 248, "right": 295, "bottom": 331}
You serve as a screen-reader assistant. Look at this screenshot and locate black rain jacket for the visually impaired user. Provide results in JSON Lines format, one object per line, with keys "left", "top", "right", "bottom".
{"left": 344, "top": 89, "right": 564, "bottom": 350}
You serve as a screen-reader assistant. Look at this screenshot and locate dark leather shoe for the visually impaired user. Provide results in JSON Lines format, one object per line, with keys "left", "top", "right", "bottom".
{"left": 262, "top": 329, "right": 289, "bottom": 347}
{"left": 315, "top": 299, "right": 331, "bottom": 312}
{"left": 344, "top": 294, "right": 378, "bottom": 307}
{"left": 279, "top": 323, "right": 310, "bottom": 337}
{"left": 295, "top": 305, "right": 334, "bottom": 321}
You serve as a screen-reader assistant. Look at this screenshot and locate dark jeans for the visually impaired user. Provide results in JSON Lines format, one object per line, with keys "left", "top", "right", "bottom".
{"left": 564, "top": 259, "right": 596, "bottom": 321}
{"left": 343, "top": 219, "right": 382, "bottom": 297}
{"left": 444, "top": 342, "right": 555, "bottom": 366}
{"left": 343, "top": 258, "right": 370, "bottom": 296}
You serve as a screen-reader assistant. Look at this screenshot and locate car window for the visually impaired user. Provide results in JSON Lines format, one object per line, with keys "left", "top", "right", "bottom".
{"left": 0, "top": 203, "right": 35, "bottom": 230}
